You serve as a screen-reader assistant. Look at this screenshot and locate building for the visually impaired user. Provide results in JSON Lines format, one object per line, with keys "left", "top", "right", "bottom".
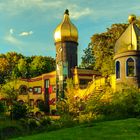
{"left": 1, "top": 11, "right": 140, "bottom": 115}
{"left": 54, "top": 9, "right": 100, "bottom": 98}
{"left": 114, "top": 15, "right": 140, "bottom": 90}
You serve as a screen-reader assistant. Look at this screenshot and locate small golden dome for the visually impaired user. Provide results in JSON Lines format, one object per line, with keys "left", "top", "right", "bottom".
{"left": 128, "top": 14, "right": 136, "bottom": 23}
{"left": 54, "top": 9, "right": 78, "bottom": 43}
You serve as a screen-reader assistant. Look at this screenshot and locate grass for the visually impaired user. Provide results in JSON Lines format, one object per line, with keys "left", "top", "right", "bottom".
{"left": 11, "top": 118, "right": 140, "bottom": 140}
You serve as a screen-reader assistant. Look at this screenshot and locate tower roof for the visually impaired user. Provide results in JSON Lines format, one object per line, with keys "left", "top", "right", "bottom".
{"left": 115, "top": 17, "right": 140, "bottom": 54}
{"left": 54, "top": 9, "right": 78, "bottom": 43}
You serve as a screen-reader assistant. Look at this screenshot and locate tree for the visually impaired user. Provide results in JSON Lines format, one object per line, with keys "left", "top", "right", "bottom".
{"left": 17, "top": 58, "right": 28, "bottom": 78}
{"left": 30, "top": 56, "right": 55, "bottom": 77}
{"left": 0, "top": 52, "right": 55, "bottom": 83}
{"left": 90, "top": 24, "right": 128, "bottom": 76}
{"left": 0, "top": 58, "right": 10, "bottom": 83}
{"left": 80, "top": 43, "right": 95, "bottom": 69}
{"left": 57, "top": 79, "right": 84, "bottom": 117}
{"left": 1, "top": 81, "right": 19, "bottom": 104}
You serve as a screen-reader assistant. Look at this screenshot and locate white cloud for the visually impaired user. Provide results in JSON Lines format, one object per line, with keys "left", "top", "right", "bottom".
{"left": 70, "top": 8, "right": 93, "bottom": 19}
{"left": 19, "top": 31, "right": 33, "bottom": 36}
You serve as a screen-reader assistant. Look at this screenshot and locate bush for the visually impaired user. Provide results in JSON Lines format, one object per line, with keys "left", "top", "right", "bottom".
{"left": 40, "top": 117, "right": 51, "bottom": 126}
{"left": 86, "top": 86, "right": 140, "bottom": 119}
{"left": 11, "top": 101, "right": 28, "bottom": 120}
{"left": 58, "top": 114, "right": 77, "bottom": 128}
{"left": 27, "top": 119, "right": 40, "bottom": 130}
{"left": 0, "top": 101, "right": 5, "bottom": 114}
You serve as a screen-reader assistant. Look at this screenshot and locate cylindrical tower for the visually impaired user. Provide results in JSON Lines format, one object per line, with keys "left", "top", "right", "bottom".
{"left": 54, "top": 9, "right": 78, "bottom": 98}
{"left": 114, "top": 15, "right": 140, "bottom": 90}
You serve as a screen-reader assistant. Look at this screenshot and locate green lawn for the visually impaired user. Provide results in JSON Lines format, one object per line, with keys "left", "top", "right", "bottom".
{"left": 11, "top": 118, "right": 140, "bottom": 140}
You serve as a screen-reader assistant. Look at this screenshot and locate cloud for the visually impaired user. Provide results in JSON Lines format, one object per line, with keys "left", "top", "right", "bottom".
{"left": 19, "top": 31, "right": 33, "bottom": 36}
{"left": 0, "top": 0, "right": 93, "bottom": 19}
{"left": 3, "top": 28, "right": 54, "bottom": 55}
{"left": 70, "top": 8, "right": 93, "bottom": 19}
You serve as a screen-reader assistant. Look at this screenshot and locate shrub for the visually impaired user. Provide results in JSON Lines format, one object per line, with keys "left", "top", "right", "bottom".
{"left": 0, "top": 101, "right": 5, "bottom": 114}
{"left": 40, "top": 117, "right": 51, "bottom": 126}
{"left": 86, "top": 86, "right": 140, "bottom": 119}
{"left": 27, "top": 119, "right": 40, "bottom": 130}
{"left": 11, "top": 101, "right": 28, "bottom": 120}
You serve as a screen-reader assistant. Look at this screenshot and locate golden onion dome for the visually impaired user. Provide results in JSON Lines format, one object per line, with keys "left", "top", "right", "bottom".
{"left": 128, "top": 14, "right": 136, "bottom": 23}
{"left": 54, "top": 9, "right": 78, "bottom": 43}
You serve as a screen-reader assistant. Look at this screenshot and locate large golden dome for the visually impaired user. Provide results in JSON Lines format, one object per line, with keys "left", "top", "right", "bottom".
{"left": 54, "top": 9, "right": 78, "bottom": 43}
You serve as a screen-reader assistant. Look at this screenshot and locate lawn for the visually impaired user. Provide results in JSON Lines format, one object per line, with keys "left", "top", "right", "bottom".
{"left": 11, "top": 118, "right": 140, "bottom": 140}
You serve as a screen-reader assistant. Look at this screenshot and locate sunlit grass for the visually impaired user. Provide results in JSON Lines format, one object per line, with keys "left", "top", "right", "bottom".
{"left": 12, "top": 118, "right": 140, "bottom": 140}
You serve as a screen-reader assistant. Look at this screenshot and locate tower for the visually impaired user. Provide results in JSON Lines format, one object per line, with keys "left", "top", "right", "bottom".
{"left": 54, "top": 9, "right": 78, "bottom": 98}
{"left": 114, "top": 15, "right": 140, "bottom": 89}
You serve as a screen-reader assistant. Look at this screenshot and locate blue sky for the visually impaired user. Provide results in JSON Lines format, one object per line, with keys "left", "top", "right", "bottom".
{"left": 0, "top": 0, "right": 140, "bottom": 64}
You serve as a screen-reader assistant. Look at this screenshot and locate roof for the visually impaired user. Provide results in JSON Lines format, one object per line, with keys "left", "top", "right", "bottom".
{"left": 54, "top": 9, "right": 78, "bottom": 43}
{"left": 115, "top": 23, "right": 140, "bottom": 54}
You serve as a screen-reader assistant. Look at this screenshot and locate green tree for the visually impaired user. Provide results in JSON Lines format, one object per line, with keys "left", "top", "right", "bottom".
{"left": 30, "top": 56, "right": 55, "bottom": 77}
{"left": 80, "top": 43, "right": 95, "bottom": 69}
{"left": 90, "top": 24, "right": 128, "bottom": 76}
{"left": 17, "top": 58, "right": 28, "bottom": 78}
{"left": 0, "top": 52, "right": 55, "bottom": 82}
{"left": 1, "top": 81, "right": 19, "bottom": 104}
{"left": 0, "top": 57, "right": 10, "bottom": 83}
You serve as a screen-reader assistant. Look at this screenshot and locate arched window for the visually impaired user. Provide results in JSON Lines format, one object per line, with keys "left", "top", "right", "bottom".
{"left": 116, "top": 61, "right": 120, "bottom": 79}
{"left": 19, "top": 85, "right": 27, "bottom": 95}
{"left": 126, "top": 58, "right": 135, "bottom": 77}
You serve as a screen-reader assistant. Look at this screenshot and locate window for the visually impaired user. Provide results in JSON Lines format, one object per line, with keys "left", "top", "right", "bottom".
{"left": 19, "top": 85, "right": 27, "bottom": 95}
{"left": 116, "top": 61, "right": 120, "bottom": 79}
{"left": 33, "top": 87, "right": 42, "bottom": 94}
{"left": 126, "top": 58, "right": 135, "bottom": 77}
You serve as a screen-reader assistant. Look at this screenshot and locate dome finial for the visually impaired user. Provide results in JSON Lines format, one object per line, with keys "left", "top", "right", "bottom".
{"left": 128, "top": 14, "right": 136, "bottom": 24}
{"left": 64, "top": 9, "right": 69, "bottom": 15}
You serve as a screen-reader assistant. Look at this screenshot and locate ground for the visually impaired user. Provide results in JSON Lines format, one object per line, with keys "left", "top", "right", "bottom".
{"left": 11, "top": 118, "right": 140, "bottom": 140}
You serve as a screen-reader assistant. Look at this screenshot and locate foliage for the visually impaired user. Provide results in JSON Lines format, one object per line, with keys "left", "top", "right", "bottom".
{"left": 40, "top": 116, "right": 52, "bottom": 126}
{"left": 30, "top": 56, "right": 55, "bottom": 77}
{"left": 85, "top": 85, "right": 112, "bottom": 116}
{"left": 27, "top": 119, "right": 40, "bottom": 130}
{"left": 57, "top": 79, "right": 80, "bottom": 116}
{"left": 80, "top": 43, "right": 95, "bottom": 69}
{"left": 0, "top": 101, "right": 5, "bottom": 114}
{"left": 86, "top": 86, "right": 140, "bottom": 119}
{"left": 1, "top": 81, "right": 19, "bottom": 103}
{"left": 11, "top": 101, "right": 28, "bottom": 120}
{"left": 38, "top": 100, "right": 49, "bottom": 113}
{"left": 90, "top": 24, "right": 128, "bottom": 76}
{"left": 0, "top": 52, "right": 55, "bottom": 84}
{"left": 0, "top": 57, "right": 10, "bottom": 84}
